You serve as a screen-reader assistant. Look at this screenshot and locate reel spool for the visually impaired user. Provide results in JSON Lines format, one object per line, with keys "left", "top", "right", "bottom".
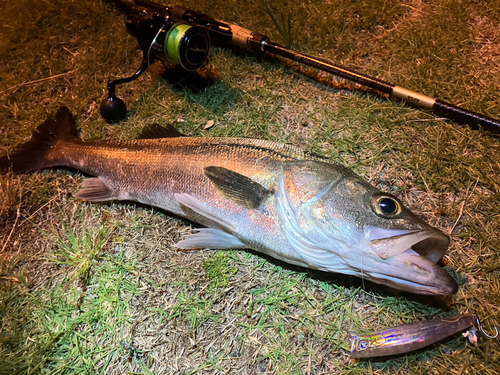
{"left": 162, "top": 23, "right": 209, "bottom": 70}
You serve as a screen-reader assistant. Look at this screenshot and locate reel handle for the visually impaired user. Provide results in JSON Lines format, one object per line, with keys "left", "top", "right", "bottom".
{"left": 100, "top": 55, "right": 149, "bottom": 123}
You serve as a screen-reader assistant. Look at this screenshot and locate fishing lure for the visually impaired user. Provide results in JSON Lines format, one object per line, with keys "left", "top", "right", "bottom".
{"left": 350, "top": 314, "right": 498, "bottom": 358}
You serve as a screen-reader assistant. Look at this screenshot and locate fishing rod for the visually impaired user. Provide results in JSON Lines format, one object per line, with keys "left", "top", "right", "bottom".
{"left": 101, "top": 0, "right": 500, "bottom": 135}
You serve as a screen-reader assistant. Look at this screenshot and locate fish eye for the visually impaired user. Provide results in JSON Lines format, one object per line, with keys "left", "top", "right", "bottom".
{"left": 380, "top": 198, "right": 397, "bottom": 214}
{"left": 371, "top": 194, "right": 402, "bottom": 217}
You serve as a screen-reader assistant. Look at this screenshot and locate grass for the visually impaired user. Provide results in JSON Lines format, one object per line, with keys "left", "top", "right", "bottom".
{"left": 1, "top": 0, "right": 499, "bottom": 373}
{"left": 0, "top": 216, "right": 143, "bottom": 374}
{"left": 202, "top": 251, "right": 239, "bottom": 290}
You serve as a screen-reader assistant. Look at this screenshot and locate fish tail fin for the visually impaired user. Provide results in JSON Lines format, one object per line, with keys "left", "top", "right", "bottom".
{"left": 0, "top": 106, "right": 78, "bottom": 173}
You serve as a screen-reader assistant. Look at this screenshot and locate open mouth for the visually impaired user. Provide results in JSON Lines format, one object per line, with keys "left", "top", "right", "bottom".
{"left": 368, "top": 227, "right": 449, "bottom": 262}
{"left": 367, "top": 227, "right": 458, "bottom": 295}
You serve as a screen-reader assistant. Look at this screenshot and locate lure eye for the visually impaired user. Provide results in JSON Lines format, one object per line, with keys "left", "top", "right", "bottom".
{"left": 371, "top": 194, "right": 402, "bottom": 217}
{"left": 359, "top": 340, "right": 368, "bottom": 350}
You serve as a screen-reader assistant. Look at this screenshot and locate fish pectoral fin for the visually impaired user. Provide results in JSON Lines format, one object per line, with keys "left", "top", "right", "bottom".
{"left": 73, "top": 178, "right": 120, "bottom": 202}
{"left": 204, "top": 166, "right": 272, "bottom": 209}
{"left": 174, "top": 228, "right": 246, "bottom": 250}
{"left": 136, "top": 123, "right": 184, "bottom": 139}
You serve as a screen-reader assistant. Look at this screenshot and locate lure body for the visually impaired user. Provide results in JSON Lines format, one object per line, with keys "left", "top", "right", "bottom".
{"left": 350, "top": 314, "right": 477, "bottom": 358}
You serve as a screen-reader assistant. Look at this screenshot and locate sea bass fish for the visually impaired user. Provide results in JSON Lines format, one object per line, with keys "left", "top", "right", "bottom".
{"left": 0, "top": 107, "right": 458, "bottom": 295}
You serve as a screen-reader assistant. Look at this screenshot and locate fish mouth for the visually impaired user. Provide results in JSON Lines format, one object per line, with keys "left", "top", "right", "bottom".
{"left": 366, "top": 228, "right": 458, "bottom": 295}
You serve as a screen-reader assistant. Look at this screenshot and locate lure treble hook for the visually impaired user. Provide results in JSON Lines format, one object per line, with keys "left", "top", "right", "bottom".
{"left": 476, "top": 316, "right": 499, "bottom": 339}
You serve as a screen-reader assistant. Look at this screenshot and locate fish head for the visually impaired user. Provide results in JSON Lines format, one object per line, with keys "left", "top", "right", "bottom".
{"left": 281, "top": 161, "right": 458, "bottom": 295}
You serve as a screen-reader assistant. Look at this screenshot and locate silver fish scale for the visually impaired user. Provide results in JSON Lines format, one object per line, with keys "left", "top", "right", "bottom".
{"left": 48, "top": 136, "right": 316, "bottom": 264}
{"left": 47, "top": 136, "right": 330, "bottom": 216}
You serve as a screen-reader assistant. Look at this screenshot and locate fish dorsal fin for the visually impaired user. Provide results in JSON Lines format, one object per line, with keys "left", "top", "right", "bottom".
{"left": 54, "top": 106, "right": 79, "bottom": 138}
{"left": 204, "top": 166, "right": 272, "bottom": 209}
{"left": 136, "top": 123, "right": 184, "bottom": 139}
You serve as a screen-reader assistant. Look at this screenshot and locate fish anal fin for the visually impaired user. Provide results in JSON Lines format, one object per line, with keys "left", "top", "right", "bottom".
{"left": 73, "top": 178, "right": 120, "bottom": 202}
{"left": 136, "top": 123, "right": 184, "bottom": 139}
{"left": 204, "top": 166, "right": 272, "bottom": 209}
{"left": 174, "top": 228, "right": 246, "bottom": 250}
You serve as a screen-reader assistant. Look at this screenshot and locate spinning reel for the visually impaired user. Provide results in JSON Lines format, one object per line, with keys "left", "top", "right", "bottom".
{"left": 101, "top": 1, "right": 214, "bottom": 122}
{"left": 101, "top": 0, "right": 274, "bottom": 122}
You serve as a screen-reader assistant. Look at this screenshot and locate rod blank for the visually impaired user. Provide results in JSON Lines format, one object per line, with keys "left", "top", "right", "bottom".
{"left": 260, "top": 42, "right": 500, "bottom": 134}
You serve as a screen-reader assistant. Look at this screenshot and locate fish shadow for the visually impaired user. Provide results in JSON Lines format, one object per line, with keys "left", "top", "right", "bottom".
{"left": 146, "top": 199, "right": 457, "bottom": 311}
{"left": 66, "top": 191, "right": 457, "bottom": 311}
{"left": 241, "top": 247, "right": 456, "bottom": 311}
